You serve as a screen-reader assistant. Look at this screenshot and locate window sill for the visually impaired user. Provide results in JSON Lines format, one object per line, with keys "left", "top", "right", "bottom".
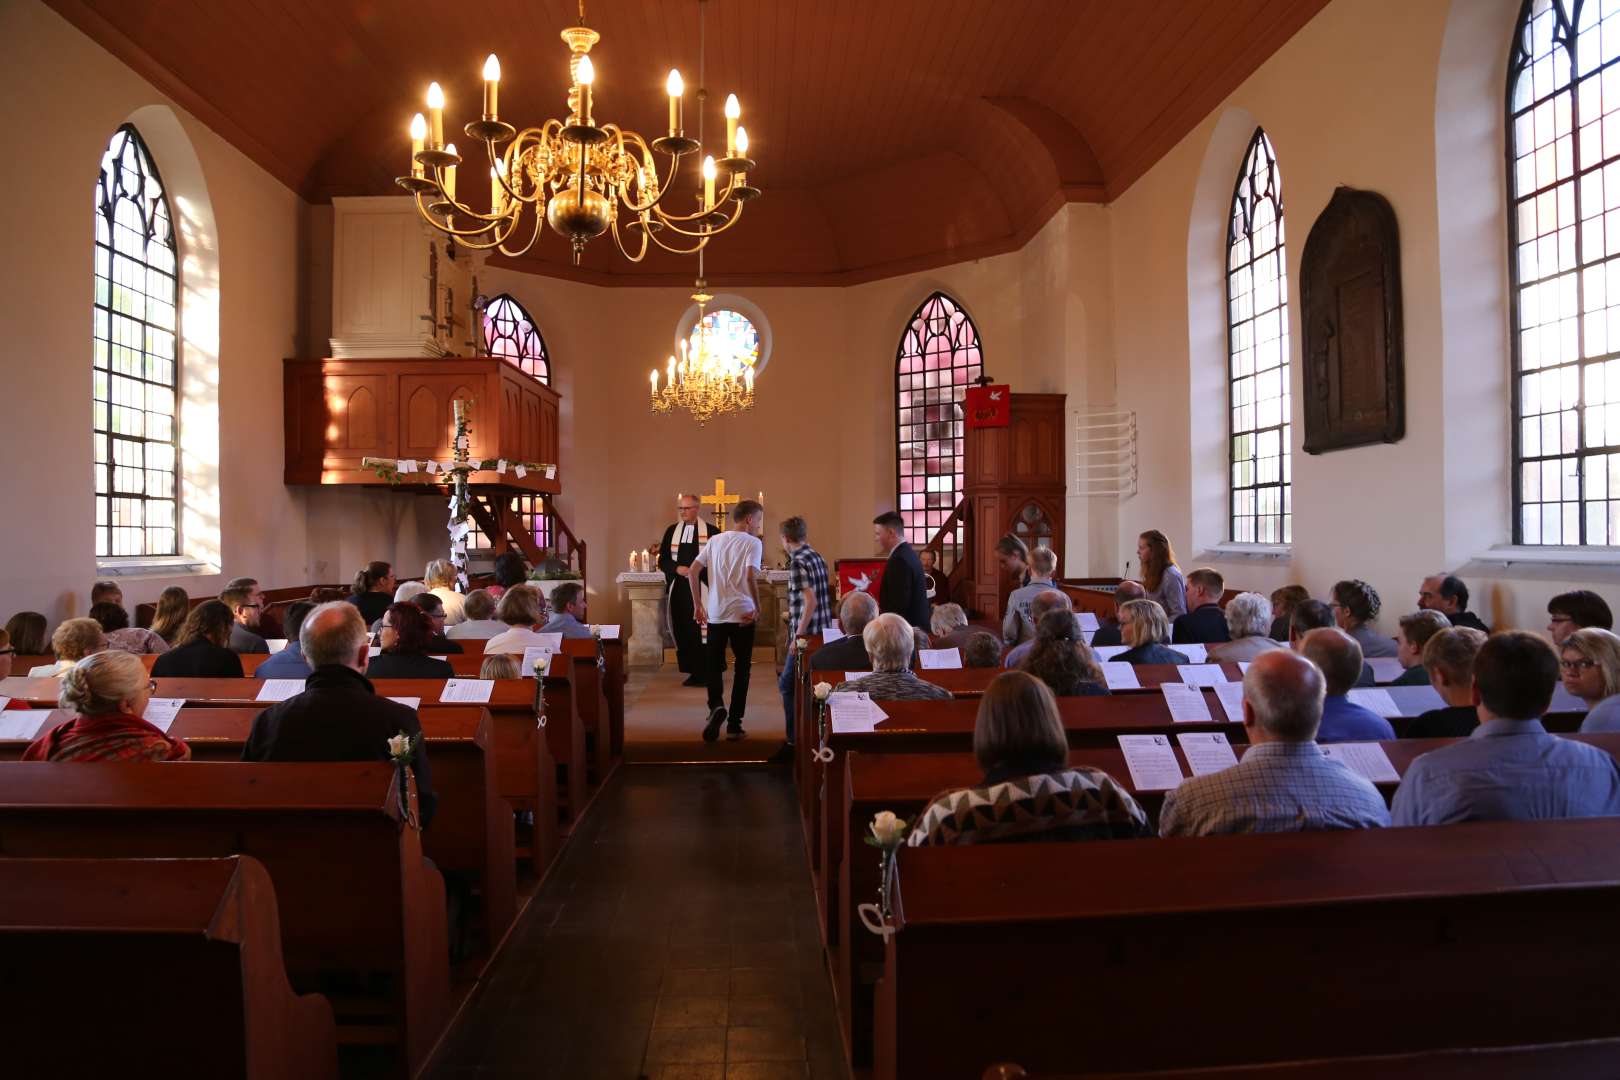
{"left": 1461, "top": 546, "right": 1620, "bottom": 583}
{"left": 1194, "top": 544, "right": 1293, "bottom": 564}
{"left": 95, "top": 557, "right": 217, "bottom": 579}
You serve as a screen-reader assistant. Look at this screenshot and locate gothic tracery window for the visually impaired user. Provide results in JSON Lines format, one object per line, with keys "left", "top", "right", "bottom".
{"left": 483, "top": 293, "right": 550, "bottom": 383}
{"left": 95, "top": 125, "right": 179, "bottom": 558}
{"left": 896, "top": 292, "right": 983, "bottom": 547}
{"left": 1227, "top": 127, "right": 1292, "bottom": 545}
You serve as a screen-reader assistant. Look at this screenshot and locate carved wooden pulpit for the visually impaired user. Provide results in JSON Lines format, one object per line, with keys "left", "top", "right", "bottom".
{"left": 960, "top": 393, "right": 1067, "bottom": 618}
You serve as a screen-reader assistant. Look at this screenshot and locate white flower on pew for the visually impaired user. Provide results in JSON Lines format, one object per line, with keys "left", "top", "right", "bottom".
{"left": 866, "top": 810, "right": 908, "bottom": 850}
{"left": 795, "top": 636, "right": 807, "bottom": 652}
{"left": 386, "top": 733, "right": 419, "bottom": 764}
{"left": 813, "top": 681, "right": 833, "bottom": 701}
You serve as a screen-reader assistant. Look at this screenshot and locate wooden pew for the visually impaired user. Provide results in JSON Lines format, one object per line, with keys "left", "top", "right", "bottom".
{"left": 0, "top": 762, "right": 448, "bottom": 1077}
{"left": 0, "top": 854, "right": 340, "bottom": 1080}
{"left": 874, "top": 817, "right": 1620, "bottom": 1079}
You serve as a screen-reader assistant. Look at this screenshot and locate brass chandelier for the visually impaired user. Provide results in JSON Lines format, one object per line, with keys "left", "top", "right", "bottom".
{"left": 651, "top": 253, "right": 757, "bottom": 426}
{"left": 397, "top": 0, "right": 758, "bottom": 265}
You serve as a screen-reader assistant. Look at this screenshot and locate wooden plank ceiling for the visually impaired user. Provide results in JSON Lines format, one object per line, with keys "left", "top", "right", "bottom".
{"left": 48, "top": 0, "right": 1331, "bottom": 284}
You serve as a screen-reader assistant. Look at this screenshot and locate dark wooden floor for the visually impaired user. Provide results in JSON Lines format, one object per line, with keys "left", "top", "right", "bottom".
{"left": 425, "top": 765, "right": 851, "bottom": 1079}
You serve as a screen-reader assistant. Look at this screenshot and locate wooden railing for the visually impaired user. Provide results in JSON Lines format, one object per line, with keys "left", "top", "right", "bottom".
{"left": 464, "top": 495, "right": 587, "bottom": 589}
{"left": 550, "top": 503, "right": 587, "bottom": 586}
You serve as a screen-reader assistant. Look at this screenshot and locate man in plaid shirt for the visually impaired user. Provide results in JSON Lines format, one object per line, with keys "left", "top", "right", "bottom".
{"left": 770, "top": 515, "right": 832, "bottom": 765}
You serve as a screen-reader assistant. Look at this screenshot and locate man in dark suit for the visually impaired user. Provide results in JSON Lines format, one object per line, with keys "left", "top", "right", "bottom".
{"left": 808, "top": 591, "right": 880, "bottom": 672}
{"left": 872, "top": 511, "right": 931, "bottom": 631}
{"left": 241, "top": 601, "right": 436, "bottom": 826}
{"left": 1172, "top": 567, "right": 1232, "bottom": 645}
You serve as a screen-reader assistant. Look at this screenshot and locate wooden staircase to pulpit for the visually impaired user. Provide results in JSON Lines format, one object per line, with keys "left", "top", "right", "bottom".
{"left": 283, "top": 354, "right": 585, "bottom": 580}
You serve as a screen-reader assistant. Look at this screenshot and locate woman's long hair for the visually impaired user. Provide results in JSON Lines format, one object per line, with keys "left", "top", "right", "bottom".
{"left": 176, "top": 600, "right": 235, "bottom": 649}
{"left": 1020, "top": 608, "right": 1104, "bottom": 696}
{"left": 382, "top": 602, "right": 434, "bottom": 655}
{"left": 149, "top": 586, "right": 191, "bottom": 643}
{"left": 353, "top": 561, "right": 392, "bottom": 594}
{"left": 1138, "top": 530, "right": 1176, "bottom": 593}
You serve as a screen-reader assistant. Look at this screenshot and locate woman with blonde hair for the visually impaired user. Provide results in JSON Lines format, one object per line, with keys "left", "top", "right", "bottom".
{"left": 1569, "top": 628, "right": 1620, "bottom": 733}
{"left": 424, "top": 559, "right": 467, "bottom": 626}
{"left": 1114, "top": 599, "right": 1189, "bottom": 665}
{"left": 23, "top": 650, "right": 189, "bottom": 761}
{"left": 1137, "top": 530, "right": 1187, "bottom": 619}
{"left": 149, "top": 586, "right": 191, "bottom": 645}
{"left": 908, "top": 671, "right": 1148, "bottom": 845}
{"left": 479, "top": 653, "right": 521, "bottom": 680}
{"left": 29, "top": 618, "right": 108, "bottom": 677}
{"left": 484, "top": 585, "right": 553, "bottom": 654}
{"left": 1267, "top": 584, "right": 1310, "bottom": 642}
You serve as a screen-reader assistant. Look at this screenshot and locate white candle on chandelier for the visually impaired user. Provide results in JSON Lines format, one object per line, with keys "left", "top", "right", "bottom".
{"left": 745, "top": 367, "right": 754, "bottom": 393}
{"left": 650, "top": 368, "right": 659, "bottom": 395}
{"left": 667, "top": 355, "right": 676, "bottom": 387}
{"left": 702, "top": 155, "right": 717, "bottom": 210}
{"left": 735, "top": 127, "right": 749, "bottom": 185}
{"left": 443, "top": 144, "right": 458, "bottom": 201}
{"left": 409, "top": 113, "right": 427, "bottom": 178}
{"left": 491, "top": 159, "right": 509, "bottom": 212}
{"left": 724, "top": 94, "right": 741, "bottom": 158}
{"left": 482, "top": 54, "right": 501, "bottom": 121}
{"left": 426, "top": 82, "right": 445, "bottom": 148}
{"left": 576, "top": 55, "right": 595, "bottom": 125}
{"left": 666, "top": 69, "right": 684, "bottom": 136}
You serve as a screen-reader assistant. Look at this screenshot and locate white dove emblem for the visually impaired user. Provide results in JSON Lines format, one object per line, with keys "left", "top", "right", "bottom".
{"left": 989, "top": 390, "right": 1003, "bottom": 401}
{"left": 850, "top": 572, "right": 873, "bottom": 592}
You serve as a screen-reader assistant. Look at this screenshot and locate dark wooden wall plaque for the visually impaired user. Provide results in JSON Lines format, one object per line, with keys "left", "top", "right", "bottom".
{"left": 1300, "top": 186, "right": 1404, "bottom": 453}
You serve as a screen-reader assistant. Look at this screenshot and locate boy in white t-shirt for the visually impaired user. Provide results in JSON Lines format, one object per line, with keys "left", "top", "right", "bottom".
{"left": 690, "top": 499, "right": 765, "bottom": 742}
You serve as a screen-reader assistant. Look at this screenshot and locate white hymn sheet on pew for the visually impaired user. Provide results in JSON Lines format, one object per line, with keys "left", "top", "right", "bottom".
{"left": 142, "top": 698, "right": 185, "bottom": 733}
{"left": 1078, "top": 612, "right": 1100, "bottom": 632}
{"left": 1177, "top": 643, "right": 1209, "bottom": 663}
{"left": 1100, "top": 662, "right": 1140, "bottom": 690}
{"left": 595, "top": 625, "right": 621, "bottom": 639}
{"left": 844, "top": 672, "right": 871, "bottom": 685}
{"left": 827, "top": 692, "right": 887, "bottom": 734}
{"left": 1162, "top": 683, "right": 1213, "bottom": 723}
{"left": 1212, "top": 681, "right": 1247, "bottom": 724}
{"left": 1082, "top": 631, "right": 1096, "bottom": 644}
{"left": 387, "top": 697, "right": 422, "bottom": 711}
{"left": 265, "top": 639, "right": 288, "bottom": 654}
{"left": 440, "top": 679, "right": 495, "bottom": 704}
{"left": 522, "top": 647, "right": 555, "bottom": 677}
{"left": 533, "top": 633, "right": 565, "bottom": 653}
{"left": 1093, "top": 645, "right": 1129, "bottom": 661}
{"left": 1117, "top": 735, "right": 1184, "bottom": 791}
{"left": 1176, "top": 732, "right": 1239, "bottom": 776}
{"left": 1385, "top": 685, "right": 1446, "bottom": 716}
{"left": 1346, "top": 688, "right": 1402, "bottom": 718}
{"left": 1319, "top": 742, "right": 1401, "bottom": 783}
{"left": 918, "top": 648, "right": 962, "bottom": 670}
{"left": 1176, "top": 664, "right": 1229, "bottom": 687}
{"left": 256, "top": 679, "right": 305, "bottom": 703}
{"left": 821, "top": 627, "right": 845, "bottom": 644}
{"left": 1367, "top": 657, "right": 1408, "bottom": 684}
{"left": 0, "top": 709, "right": 43, "bottom": 741}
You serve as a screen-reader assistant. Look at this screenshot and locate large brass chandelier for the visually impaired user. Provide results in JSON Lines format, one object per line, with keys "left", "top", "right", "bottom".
{"left": 651, "top": 254, "right": 757, "bottom": 426}
{"left": 397, "top": 0, "right": 758, "bottom": 265}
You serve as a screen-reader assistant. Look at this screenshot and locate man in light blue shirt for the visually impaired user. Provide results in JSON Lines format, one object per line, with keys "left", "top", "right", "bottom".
{"left": 1393, "top": 631, "right": 1620, "bottom": 826}
{"left": 254, "top": 601, "right": 314, "bottom": 680}
{"left": 539, "top": 582, "right": 595, "bottom": 639}
{"left": 1301, "top": 627, "right": 1395, "bottom": 742}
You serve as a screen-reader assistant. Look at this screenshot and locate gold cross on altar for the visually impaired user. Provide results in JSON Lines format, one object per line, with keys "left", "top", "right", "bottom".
{"left": 699, "top": 478, "right": 739, "bottom": 521}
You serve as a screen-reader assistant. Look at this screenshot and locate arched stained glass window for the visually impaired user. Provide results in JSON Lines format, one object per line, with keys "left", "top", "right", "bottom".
{"left": 483, "top": 294, "right": 549, "bottom": 383}
{"left": 896, "top": 292, "right": 983, "bottom": 547}
{"left": 1227, "top": 128, "right": 1291, "bottom": 545}
{"left": 1508, "top": 0, "right": 1620, "bottom": 544}
{"left": 95, "top": 124, "right": 179, "bottom": 558}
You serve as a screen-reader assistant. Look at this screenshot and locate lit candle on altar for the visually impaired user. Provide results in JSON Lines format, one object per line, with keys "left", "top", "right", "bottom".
{"left": 443, "top": 144, "right": 458, "bottom": 201}
{"left": 666, "top": 69, "right": 684, "bottom": 136}
{"left": 426, "top": 82, "right": 445, "bottom": 148}
{"left": 724, "top": 94, "right": 740, "bottom": 158}
{"left": 576, "top": 55, "right": 595, "bottom": 125}
{"left": 409, "top": 113, "right": 427, "bottom": 178}
{"left": 482, "top": 54, "right": 501, "bottom": 121}
{"left": 629, "top": 550, "right": 638, "bottom": 572}
{"left": 643, "top": 547, "right": 654, "bottom": 570}
{"left": 702, "top": 155, "right": 716, "bottom": 211}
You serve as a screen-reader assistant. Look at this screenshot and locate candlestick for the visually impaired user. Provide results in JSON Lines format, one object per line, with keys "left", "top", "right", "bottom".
{"left": 643, "top": 547, "right": 654, "bottom": 572}
{"left": 490, "top": 166, "right": 503, "bottom": 213}
{"left": 426, "top": 82, "right": 445, "bottom": 148}
{"left": 735, "top": 126, "right": 749, "bottom": 186}
{"left": 409, "top": 113, "right": 426, "bottom": 178}
{"left": 724, "top": 94, "right": 740, "bottom": 158}
{"left": 702, "top": 155, "right": 716, "bottom": 210}
{"left": 577, "top": 55, "right": 594, "bottom": 125}
{"left": 629, "top": 550, "right": 638, "bottom": 572}
{"left": 650, "top": 369, "right": 659, "bottom": 396}
{"left": 666, "top": 69, "right": 684, "bottom": 136}
{"left": 482, "top": 54, "right": 500, "bottom": 121}
{"left": 443, "top": 143, "right": 458, "bottom": 201}
{"left": 667, "top": 355, "right": 676, "bottom": 388}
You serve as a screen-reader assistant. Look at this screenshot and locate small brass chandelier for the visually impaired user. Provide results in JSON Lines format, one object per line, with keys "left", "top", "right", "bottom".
{"left": 397, "top": 0, "right": 758, "bottom": 265}
{"left": 651, "top": 253, "right": 757, "bottom": 426}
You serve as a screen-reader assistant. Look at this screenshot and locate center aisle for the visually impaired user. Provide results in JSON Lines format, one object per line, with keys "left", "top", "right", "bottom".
{"left": 425, "top": 764, "right": 851, "bottom": 1079}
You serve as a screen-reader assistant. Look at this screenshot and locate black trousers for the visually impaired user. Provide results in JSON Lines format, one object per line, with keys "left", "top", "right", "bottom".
{"left": 669, "top": 576, "right": 704, "bottom": 674}
{"left": 705, "top": 621, "right": 755, "bottom": 722}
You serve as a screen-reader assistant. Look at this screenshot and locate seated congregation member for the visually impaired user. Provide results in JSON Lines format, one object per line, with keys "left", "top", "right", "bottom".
{"left": 88, "top": 602, "right": 168, "bottom": 656}
{"left": 1171, "top": 567, "right": 1230, "bottom": 645}
{"left": 1393, "top": 631, "right": 1620, "bottom": 826}
{"left": 447, "top": 589, "right": 505, "bottom": 639}
{"left": 1547, "top": 589, "right": 1614, "bottom": 646}
{"left": 411, "top": 592, "right": 464, "bottom": 654}
{"left": 424, "top": 559, "right": 467, "bottom": 626}
{"left": 911, "top": 626, "right": 933, "bottom": 659}
{"left": 1418, "top": 573, "right": 1489, "bottom": 633}
{"left": 151, "top": 601, "right": 245, "bottom": 678}
{"left": 1020, "top": 608, "right": 1108, "bottom": 697}
{"left": 1391, "top": 609, "right": 1450, "bottom": 686}
{"left": 220, "top": 579, "right": 269, "bottom": 654}
{"left": 1329, "top": 579, "right": 1397, "bottom": 659}
{"left": 995, "top": 533, "right": 1032, "bottom": 590}
{"left": 908, "top": 671, "right": 1148, "bottom": 845}
{"left": 930, "top": 603, "right": 978, "bottom": 652}
{"left": 1209, "top": 592, "right": 1285, "bottom": 663}
{"left": 30, "top": 618, "right": 108, "bottom": 677}
{"left": 918, "top": 547, "right": 947, "bottom": 603}
{"left": 23, "top": 650, "right": 189, "bottom": 762}
{"left": 962, "top": 631, "right": 1003, "bottom": 669}
{"left": 255, "top": 602, "right": 315, "bottom": 680}
{"left": 347, "top": 561, "right": 395, "bottom": 626}
{"left": 1568, "top": 628, "right": 1620, "bottom": 732}
{"left": 0, "top": 630, "right": 15, "bottom": 680}
{"left": 309, "top": 587, "right": 347, "bottom": 604}
{"left": 1003, "top": 546, "right": 1059, "bottom": 645}
{"left": 833, "top": 614, "right": 952, "bottom": 701}
{"left": 540, "top": 582, "right": 594, "bottom": 639}
{"left": 1405, "top": 627, "right": 1487, "bottom": 738}
{"left": 6, "top": 611, "right": 48, "bottom": 656}
{"left": 1159, "top": 650, "right": 1389, "bottom": 836}
{"left": 366, "top": 603, "right": 454, "bottom": 680}
{"left": 1114, "top": 599, "right": 1189, "bottom": 666}
{"left": 1137, "top": 529, "right": 1187, "bottom": 619}
{"left": 1090, "top": 580, "right": 1145, "bottom": 648}
{"left": 1004, "top": 591, "right": 1075, "bottom": 668}
{"left": 90, "top": 580, "right": 123, "bottom": 608}
{"left": 484, "top": 585, "right": 551, "bottom": 655}
{"left": 1268, "top": 584, "right": 1310, "bottom": 642}
{"left": 479, "top": 653, "right": 521, "bottom": 679}
{"left": 394, "top": 580, "right": 428, "bottom": 605}
{"left": 243, "top": 602, "right": 436, "bottom": 826}
{"left": 148, "top": 586, "right": 190, "bottom": 645}
{"left": 1299, "top": 628, "right": 1395, "bottom": 742}
{"left": 1290, "top": 600, "right": 1374, "bottom": 687}
{"left": 489, "top": 551, "right": 528, "bottom": 599}
{"left": 808, "top": 591, "right": 879, "bottom": 672}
